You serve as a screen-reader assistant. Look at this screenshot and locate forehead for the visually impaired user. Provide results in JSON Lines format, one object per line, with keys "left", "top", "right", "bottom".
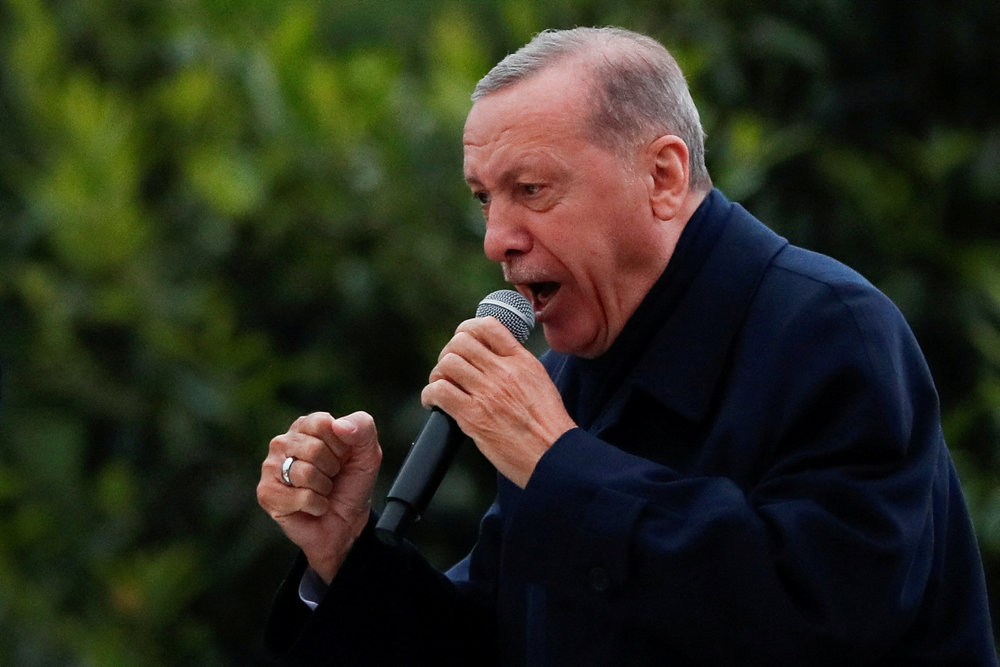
{"left": 463, "top": 64, "right": 595, "bottom": 178}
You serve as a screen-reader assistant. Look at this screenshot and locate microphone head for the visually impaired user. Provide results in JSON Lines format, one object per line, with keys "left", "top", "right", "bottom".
{"left": 476, "top": 290, "right": 535, "bottom": 344}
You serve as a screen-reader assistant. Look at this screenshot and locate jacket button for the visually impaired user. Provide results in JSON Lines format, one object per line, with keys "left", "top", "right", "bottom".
{"left": 588, "top": 566, "right": 611, "bottom": 592}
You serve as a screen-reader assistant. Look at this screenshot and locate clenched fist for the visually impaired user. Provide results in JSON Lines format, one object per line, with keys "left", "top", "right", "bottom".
{"left": 257, "top": 411, "right": 382, "bottom": 583}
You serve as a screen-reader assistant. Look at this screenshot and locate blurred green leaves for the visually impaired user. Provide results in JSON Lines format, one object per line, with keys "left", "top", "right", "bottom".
{"left": 0, "top": 0, "right": 998, "bottom": 662}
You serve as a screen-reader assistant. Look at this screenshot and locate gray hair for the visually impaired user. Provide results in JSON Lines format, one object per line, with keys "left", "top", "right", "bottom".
{"left": 473, "top": 27, "right": 712, "bottom": 192}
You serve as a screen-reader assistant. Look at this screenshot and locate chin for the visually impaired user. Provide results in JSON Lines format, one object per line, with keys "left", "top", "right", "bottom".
{"left": 542, "top": 324, "right": 606, "bottom": 359}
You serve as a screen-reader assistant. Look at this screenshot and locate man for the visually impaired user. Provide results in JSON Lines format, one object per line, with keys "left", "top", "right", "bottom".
{"left": 257, "top": 27, "right": 996, "bottom": 664}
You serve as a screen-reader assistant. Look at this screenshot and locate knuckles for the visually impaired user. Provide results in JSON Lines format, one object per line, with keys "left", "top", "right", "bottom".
{"left": 300, "top": 437, "right": 326, "bottom": 461}
{"left": 268, "top": 433, "right": 289, "bottom": 454}
{"left": 437, "top": 351, "right": 463, "bottom": 373}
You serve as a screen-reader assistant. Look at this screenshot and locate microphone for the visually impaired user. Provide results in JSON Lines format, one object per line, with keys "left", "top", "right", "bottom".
{"left": 375, "top": 290, "right": 535, "bottom": 546}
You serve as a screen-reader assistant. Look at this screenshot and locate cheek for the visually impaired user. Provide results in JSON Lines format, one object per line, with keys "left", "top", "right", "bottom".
{"left": 612, "top": 233, "right": 655, "bottom": 272}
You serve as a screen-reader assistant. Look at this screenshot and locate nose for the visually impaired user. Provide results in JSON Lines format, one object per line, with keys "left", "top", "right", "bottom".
{"left": 483, "top": 202, "right": 532, "bottom": 263}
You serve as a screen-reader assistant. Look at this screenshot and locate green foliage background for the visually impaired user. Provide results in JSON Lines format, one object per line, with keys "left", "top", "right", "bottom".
{"left": 0, "top": 0, "right": 997, "bottom": 663}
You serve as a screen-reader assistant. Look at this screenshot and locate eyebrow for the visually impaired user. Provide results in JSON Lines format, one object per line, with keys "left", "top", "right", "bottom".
{"left": 464, "top": 162, "right": 545, "bottom": 189}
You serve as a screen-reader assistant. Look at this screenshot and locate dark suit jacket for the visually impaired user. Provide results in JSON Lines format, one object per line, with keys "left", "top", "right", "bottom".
{"left": 264, "top": 191, "right": 996, "bottom": 665}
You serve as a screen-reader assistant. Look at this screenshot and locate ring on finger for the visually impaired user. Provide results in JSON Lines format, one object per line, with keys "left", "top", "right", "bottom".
{"left": 281, "top": 456, "right": 296, "bottom": 486}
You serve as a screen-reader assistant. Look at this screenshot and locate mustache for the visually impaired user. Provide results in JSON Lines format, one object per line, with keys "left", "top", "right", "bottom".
{"left": 501, "top": 259, "right": 549, "bottom": 285}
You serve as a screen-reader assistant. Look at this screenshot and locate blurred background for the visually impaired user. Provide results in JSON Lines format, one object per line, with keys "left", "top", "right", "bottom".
{"left": 0, "top": 0, "right": 997, "bottom": 663}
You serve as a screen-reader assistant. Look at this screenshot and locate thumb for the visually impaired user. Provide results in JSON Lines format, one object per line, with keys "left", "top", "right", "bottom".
{"left": 333, "top": 411, "right": 376, "bottom": 443}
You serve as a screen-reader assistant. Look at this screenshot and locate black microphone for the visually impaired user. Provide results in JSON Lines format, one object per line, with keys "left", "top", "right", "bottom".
{"left": 375, "top": 290, "right": 535, "bottom": 546}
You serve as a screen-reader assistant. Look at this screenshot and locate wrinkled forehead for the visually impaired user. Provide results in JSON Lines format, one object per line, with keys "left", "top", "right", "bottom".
{"left": 463, "top": 63, "right": 597, "bottom": 158}
{"left": 462, "top": 109, "right": 591, "bottom": 189}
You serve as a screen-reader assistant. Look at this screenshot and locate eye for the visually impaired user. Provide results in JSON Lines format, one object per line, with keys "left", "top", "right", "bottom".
{"left": 473, "top": 191, "right": 491, "bottom": 206}
{"left": 520, "top": 183, "right": 541, "bottom": 196}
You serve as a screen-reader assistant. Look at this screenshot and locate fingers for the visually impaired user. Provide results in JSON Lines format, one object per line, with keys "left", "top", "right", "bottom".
{"left": 466, "top": 314, "right": 526, "bottom": 354}
{"left": 279, "top": 457, "right": 335, "bottom": 496}
{"left": 257, "top": 457, "right": 331, "bottom": 519}
{"left": 429, "top": 346, "right": 480, "bottom": 395}
{"left": 258, "top": 411, "right": 380, "bottom": 516}
{"left": 439, "top": 317, "right": 522, "bottom": 363}
{"left": 430, "top": 318, "right": 525, "bottom": 387}
{"left": 258, "top": 446, "right": 331, "bottom": 518}
{"left": 269, "top": 414, "right": 340, "bottom": 481}
{"left": 332, "top": 411, "right": 379, "bottom": 452}
{"left": 275, "top": 430, "right": 341, "bottom": 479}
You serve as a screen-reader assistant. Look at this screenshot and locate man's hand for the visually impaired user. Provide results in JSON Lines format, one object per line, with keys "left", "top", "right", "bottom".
{"left": 257, "top": 411, "right": 382, "bottom": 583}
{"left": 421, "top": 317, "right": 576, "bottom": 488}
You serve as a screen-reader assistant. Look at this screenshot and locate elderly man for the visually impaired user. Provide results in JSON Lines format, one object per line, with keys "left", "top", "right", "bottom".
{"left": 257, "top": 27, "right": 996, "bottom": 664}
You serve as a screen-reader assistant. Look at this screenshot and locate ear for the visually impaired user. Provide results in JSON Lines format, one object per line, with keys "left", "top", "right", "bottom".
{"left": 645, "top": 135, "right": 690, "bottom": 220}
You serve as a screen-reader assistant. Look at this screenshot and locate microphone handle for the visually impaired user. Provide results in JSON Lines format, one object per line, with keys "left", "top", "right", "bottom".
{"left": 375, "top": 408, "right": 467, "bottom": 545}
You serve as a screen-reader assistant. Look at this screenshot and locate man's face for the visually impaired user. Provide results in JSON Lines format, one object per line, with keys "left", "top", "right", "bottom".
{"left": 463, "top": 64, "right": 670, "bottom": 358}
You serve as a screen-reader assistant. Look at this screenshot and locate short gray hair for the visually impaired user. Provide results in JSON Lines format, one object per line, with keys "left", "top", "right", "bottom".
{"left": 473, "top": 27, "right": 712, "bottom": 192}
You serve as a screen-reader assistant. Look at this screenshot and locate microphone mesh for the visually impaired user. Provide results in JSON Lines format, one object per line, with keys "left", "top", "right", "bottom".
{"left": 476, "top": 290, "right": 535, "bottom": 344}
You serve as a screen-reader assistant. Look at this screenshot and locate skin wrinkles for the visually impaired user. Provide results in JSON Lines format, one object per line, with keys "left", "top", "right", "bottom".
{"left": 463, "top": 61, "right": 681, "bottom": 358}
{"left": 256, "top": 43, "right": 708, "bottom": 588}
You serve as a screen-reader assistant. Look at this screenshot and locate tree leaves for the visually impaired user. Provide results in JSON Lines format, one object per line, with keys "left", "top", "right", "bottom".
{"left": 0, "top": 0, "right": 997, "bottom": 661}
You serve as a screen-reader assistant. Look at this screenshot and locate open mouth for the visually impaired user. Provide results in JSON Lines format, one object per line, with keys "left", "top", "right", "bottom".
{"left": 527, "top": 281, "right": 560, "bottom": 306}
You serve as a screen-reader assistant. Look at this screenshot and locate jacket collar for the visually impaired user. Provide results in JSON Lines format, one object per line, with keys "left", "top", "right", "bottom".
{"left": 561, "top": 195, "right": 788, "bottom": 434}
{"left": 632, "top": 200, "right": 787, "bottom": 422}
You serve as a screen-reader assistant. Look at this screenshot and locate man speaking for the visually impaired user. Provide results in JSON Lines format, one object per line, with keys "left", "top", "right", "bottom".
{"left": 256, "top": 27, "right": 996, "bottom": 665}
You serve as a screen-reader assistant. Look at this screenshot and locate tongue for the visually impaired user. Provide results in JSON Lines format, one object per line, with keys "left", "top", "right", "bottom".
{"left": 532, "top": 282, "right": 560, "bottom": 305}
